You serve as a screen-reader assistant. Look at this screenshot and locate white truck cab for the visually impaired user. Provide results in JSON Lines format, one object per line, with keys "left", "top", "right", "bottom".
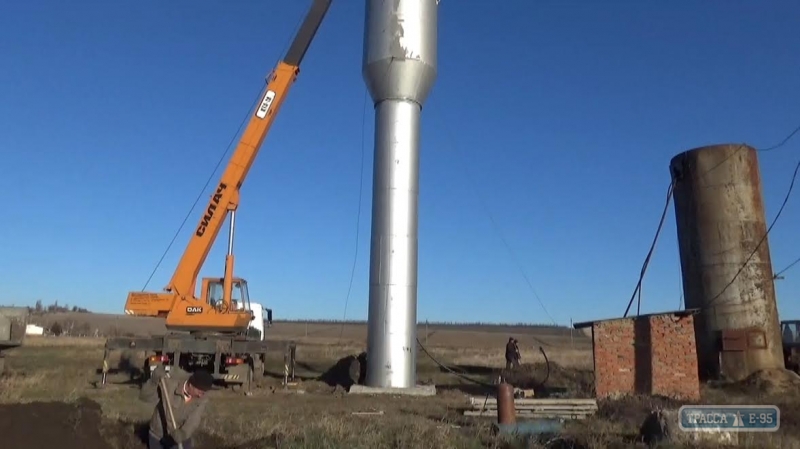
{"left": 248, "top": 302, "right": 266, "bottom": 341}
{"left": 231, "top": 300, "right": 270, "bottom": 341}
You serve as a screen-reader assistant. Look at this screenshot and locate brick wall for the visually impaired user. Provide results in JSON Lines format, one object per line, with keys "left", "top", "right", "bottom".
{"left": 591, "top": 313, "right": 700, "bottom": 401}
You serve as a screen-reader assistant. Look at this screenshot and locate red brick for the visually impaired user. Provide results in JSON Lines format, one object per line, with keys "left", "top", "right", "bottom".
{"left": 590, "top": 313, "right": 700, "bottom": 401}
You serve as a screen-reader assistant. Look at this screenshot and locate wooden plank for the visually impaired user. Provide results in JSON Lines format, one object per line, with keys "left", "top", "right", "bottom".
{"left": 469, "top": 397, "right": 596, "bottom": 406}
{"left": 510, "top": 404, "right": 598, "bottom": 408}
{"left": 469, "top": 404, "right": 598, "bottom": 411}
{"left": 467, "top": 410, "right": 597, "bottom": 415}
{"left": 464, "top": 410, "right": 594, "bottom": 416}
{"left": 483, "top": 406, "right": 597, "bottom": 411}
{"left": 469, "top": 397, "right": 598, "bottom": 403}
{"left": 466, "top": 406, "right": 598, "bottom": 413}
{"left": 464, "top": 410, "right": 594, "bottom": 419}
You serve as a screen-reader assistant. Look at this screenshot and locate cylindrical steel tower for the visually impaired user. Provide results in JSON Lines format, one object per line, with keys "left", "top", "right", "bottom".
{"left": 362, "top": 0, "right": 438, "bottom": 388}
{"left": 670, "top": 144, "right": 784, "bottom": 381}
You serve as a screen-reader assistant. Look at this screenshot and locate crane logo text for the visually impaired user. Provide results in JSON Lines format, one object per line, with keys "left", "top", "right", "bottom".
{"left": 186, "top": 306, "right": 203, "bottom": 314}
{"left": 196, "top": 183, "right": 227, "bottom": 237}
{"left": 256, "top": 90, "right": 276, "bottom": 119}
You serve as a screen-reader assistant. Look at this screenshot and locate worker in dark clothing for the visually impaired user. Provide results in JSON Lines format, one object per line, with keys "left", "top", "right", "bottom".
{"left": 505, "top": 337, "right": 521, "bottom": 370}
{"left": 139, "top": 365, "right": 214, "bottom": 449}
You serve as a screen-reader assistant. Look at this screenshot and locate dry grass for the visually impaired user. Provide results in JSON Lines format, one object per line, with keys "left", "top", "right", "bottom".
{"left": 3, "top": 322, "right": 799, "bottom": 448}
{"left": 0, "top": 371, "right": 48, "bottom": 401}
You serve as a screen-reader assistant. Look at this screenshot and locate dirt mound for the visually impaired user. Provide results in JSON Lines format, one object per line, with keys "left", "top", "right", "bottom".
{"left": 0, "top": 398, "right": 229, "bottom": 449}
{"left": 739, "top": 368, "right": 800, "bottom": 395}
{"left": 0, "top": 398, "right": 109, "bottom": 449}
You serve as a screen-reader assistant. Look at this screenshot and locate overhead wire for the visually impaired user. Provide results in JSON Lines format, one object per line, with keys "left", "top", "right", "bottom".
{"left": 339, "top": 69, "right": 502, "bottom": 385}
{"left": 622, "top": 119, "right": 800, "bottom": 316}
{"left": 408, "top": 93, "right": 558, "bottom": 388}
{"left": 760, "top": 123, "right": 800, "bottom": 152}
{"left": 323, "top": 74, "right": 505, "bottom": 382}
{"left": 140, "top": 11, "right": 307, "bottom": 291}
{"left": 338, "top": 87, "right": 370, "bottom": 340}
{"left": 416, "top": 337, "right": 496, "bottom": 388}
{"left": 623, "top": 181, "right": 675, "bottom": 318}
{"left": 697, "top": 120, "right": 800, "bottom": 311}
{"left": 141, "top": 94, "right": 260, "bottom": 291}
{"left": 702, "top": 158, "right": 799, "bottom": 311}
{"left": 431, "top": 100, "right": 557, "bottom": 326}
{"left": 417, "top": 338, "right": 552, "bottom": 389}
{"left": 774, "top": 256, "right": 800, "bottom": 279}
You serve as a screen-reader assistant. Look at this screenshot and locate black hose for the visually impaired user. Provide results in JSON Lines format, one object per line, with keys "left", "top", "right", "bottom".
{"left": 536, "top": 345, "right": 551, "bottom": 388}
{"left": 416, "top": 338, "right": 552, "bottom": 391}
{"left": 416, "top": 338, "right": 496, "bottom": 388}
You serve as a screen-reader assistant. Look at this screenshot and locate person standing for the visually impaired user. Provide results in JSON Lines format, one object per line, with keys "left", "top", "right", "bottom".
{"left": 505, "top": 337, "right": 521, "bottom": 370}
{"left": 139, "top": 364, "right": 214, "bottom": 449}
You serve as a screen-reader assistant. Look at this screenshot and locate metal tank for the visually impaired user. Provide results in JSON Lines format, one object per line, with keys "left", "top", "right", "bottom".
{"left": 362, "top": 0, "right": 438, "bottom": 389}
{"left": 670, "top": 144, "right": 784, "bottom": 381}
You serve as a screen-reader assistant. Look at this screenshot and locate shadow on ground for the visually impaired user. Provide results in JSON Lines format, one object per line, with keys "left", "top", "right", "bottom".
{"left": 261, "top": 352, "right": 369, "bottom": 390}
{"left": 319, "top": 352, "right": 367, "bottom": 388}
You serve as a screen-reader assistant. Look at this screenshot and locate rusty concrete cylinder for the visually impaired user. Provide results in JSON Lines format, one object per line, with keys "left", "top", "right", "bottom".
{"left": 670, "top": 144, "right": 784, "bottom": 381}
{"left": 496, "top": 382, "right": 516, "bottom": 424}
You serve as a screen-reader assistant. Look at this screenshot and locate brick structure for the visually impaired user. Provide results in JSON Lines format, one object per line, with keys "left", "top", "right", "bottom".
{"left": 574, "top": 310, "right": 701, "bottom": 401}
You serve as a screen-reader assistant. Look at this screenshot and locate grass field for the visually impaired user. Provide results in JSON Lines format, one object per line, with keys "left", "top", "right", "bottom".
{"left": 2, "top": 320, "right": 800, "bottom": 448}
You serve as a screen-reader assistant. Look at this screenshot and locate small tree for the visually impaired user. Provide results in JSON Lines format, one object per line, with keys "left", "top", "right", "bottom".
{"left": 49, "top": 321, "right": 63, "bottom": 336}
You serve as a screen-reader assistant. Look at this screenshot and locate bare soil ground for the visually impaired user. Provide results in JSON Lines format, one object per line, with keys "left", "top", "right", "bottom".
{"left": 1, "top": 321, "right": 798, "bottom": 448}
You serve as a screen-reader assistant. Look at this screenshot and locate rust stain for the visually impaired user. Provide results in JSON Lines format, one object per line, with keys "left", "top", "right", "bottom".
{"left": 670, "top": 143, "right": 783, "bottom": 380}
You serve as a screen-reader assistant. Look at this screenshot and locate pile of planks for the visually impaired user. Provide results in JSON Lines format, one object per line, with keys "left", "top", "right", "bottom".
{"left": 464, "top": 396, "right": 598, "bottom": 420}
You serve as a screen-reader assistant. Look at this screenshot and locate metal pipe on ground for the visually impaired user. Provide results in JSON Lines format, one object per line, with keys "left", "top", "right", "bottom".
{"left": 492, "top": 384, "right": 564, "bottom": 437}
{"left": 496, "top": 382, "right": 516, "bottom": 424}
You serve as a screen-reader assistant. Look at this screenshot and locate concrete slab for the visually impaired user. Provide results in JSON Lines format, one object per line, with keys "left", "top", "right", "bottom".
{"left": 348, "top": 384, "right": 437, "bottom": 396}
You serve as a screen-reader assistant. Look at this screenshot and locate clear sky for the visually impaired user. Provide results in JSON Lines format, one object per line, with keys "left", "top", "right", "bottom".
{"left": 1, "top": 1, "right": 799, "bottom": 325}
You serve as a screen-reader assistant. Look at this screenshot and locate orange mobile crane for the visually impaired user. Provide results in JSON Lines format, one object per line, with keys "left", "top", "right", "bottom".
{"left": 99, "top": 0, "right": 332, "bottom": 393}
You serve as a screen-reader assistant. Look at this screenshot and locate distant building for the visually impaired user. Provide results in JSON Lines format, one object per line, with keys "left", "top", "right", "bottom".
{"left": 25, "top": 324, "right": 44, "bottom": 336}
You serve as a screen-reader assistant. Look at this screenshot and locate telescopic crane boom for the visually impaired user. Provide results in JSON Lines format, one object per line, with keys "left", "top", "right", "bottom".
{"left": 123, "top": 0, "right": 332, "bottom": 333}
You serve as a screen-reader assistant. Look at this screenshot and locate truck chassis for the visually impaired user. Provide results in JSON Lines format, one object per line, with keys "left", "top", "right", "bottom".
{"left": 0, "top": 307, "right": 28, "bottom": 375}
{"left": 99, "top": 332, "right": 296, "bottom": 394}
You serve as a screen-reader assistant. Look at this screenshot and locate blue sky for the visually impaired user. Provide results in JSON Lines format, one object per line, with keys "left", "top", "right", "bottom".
{"left": 1, "top": 1, "right": 799, "bottom": 325}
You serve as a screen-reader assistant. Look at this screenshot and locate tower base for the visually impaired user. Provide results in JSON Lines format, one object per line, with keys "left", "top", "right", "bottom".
{"left": 348, "top": 384, "right": 437, "bottom": 396}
